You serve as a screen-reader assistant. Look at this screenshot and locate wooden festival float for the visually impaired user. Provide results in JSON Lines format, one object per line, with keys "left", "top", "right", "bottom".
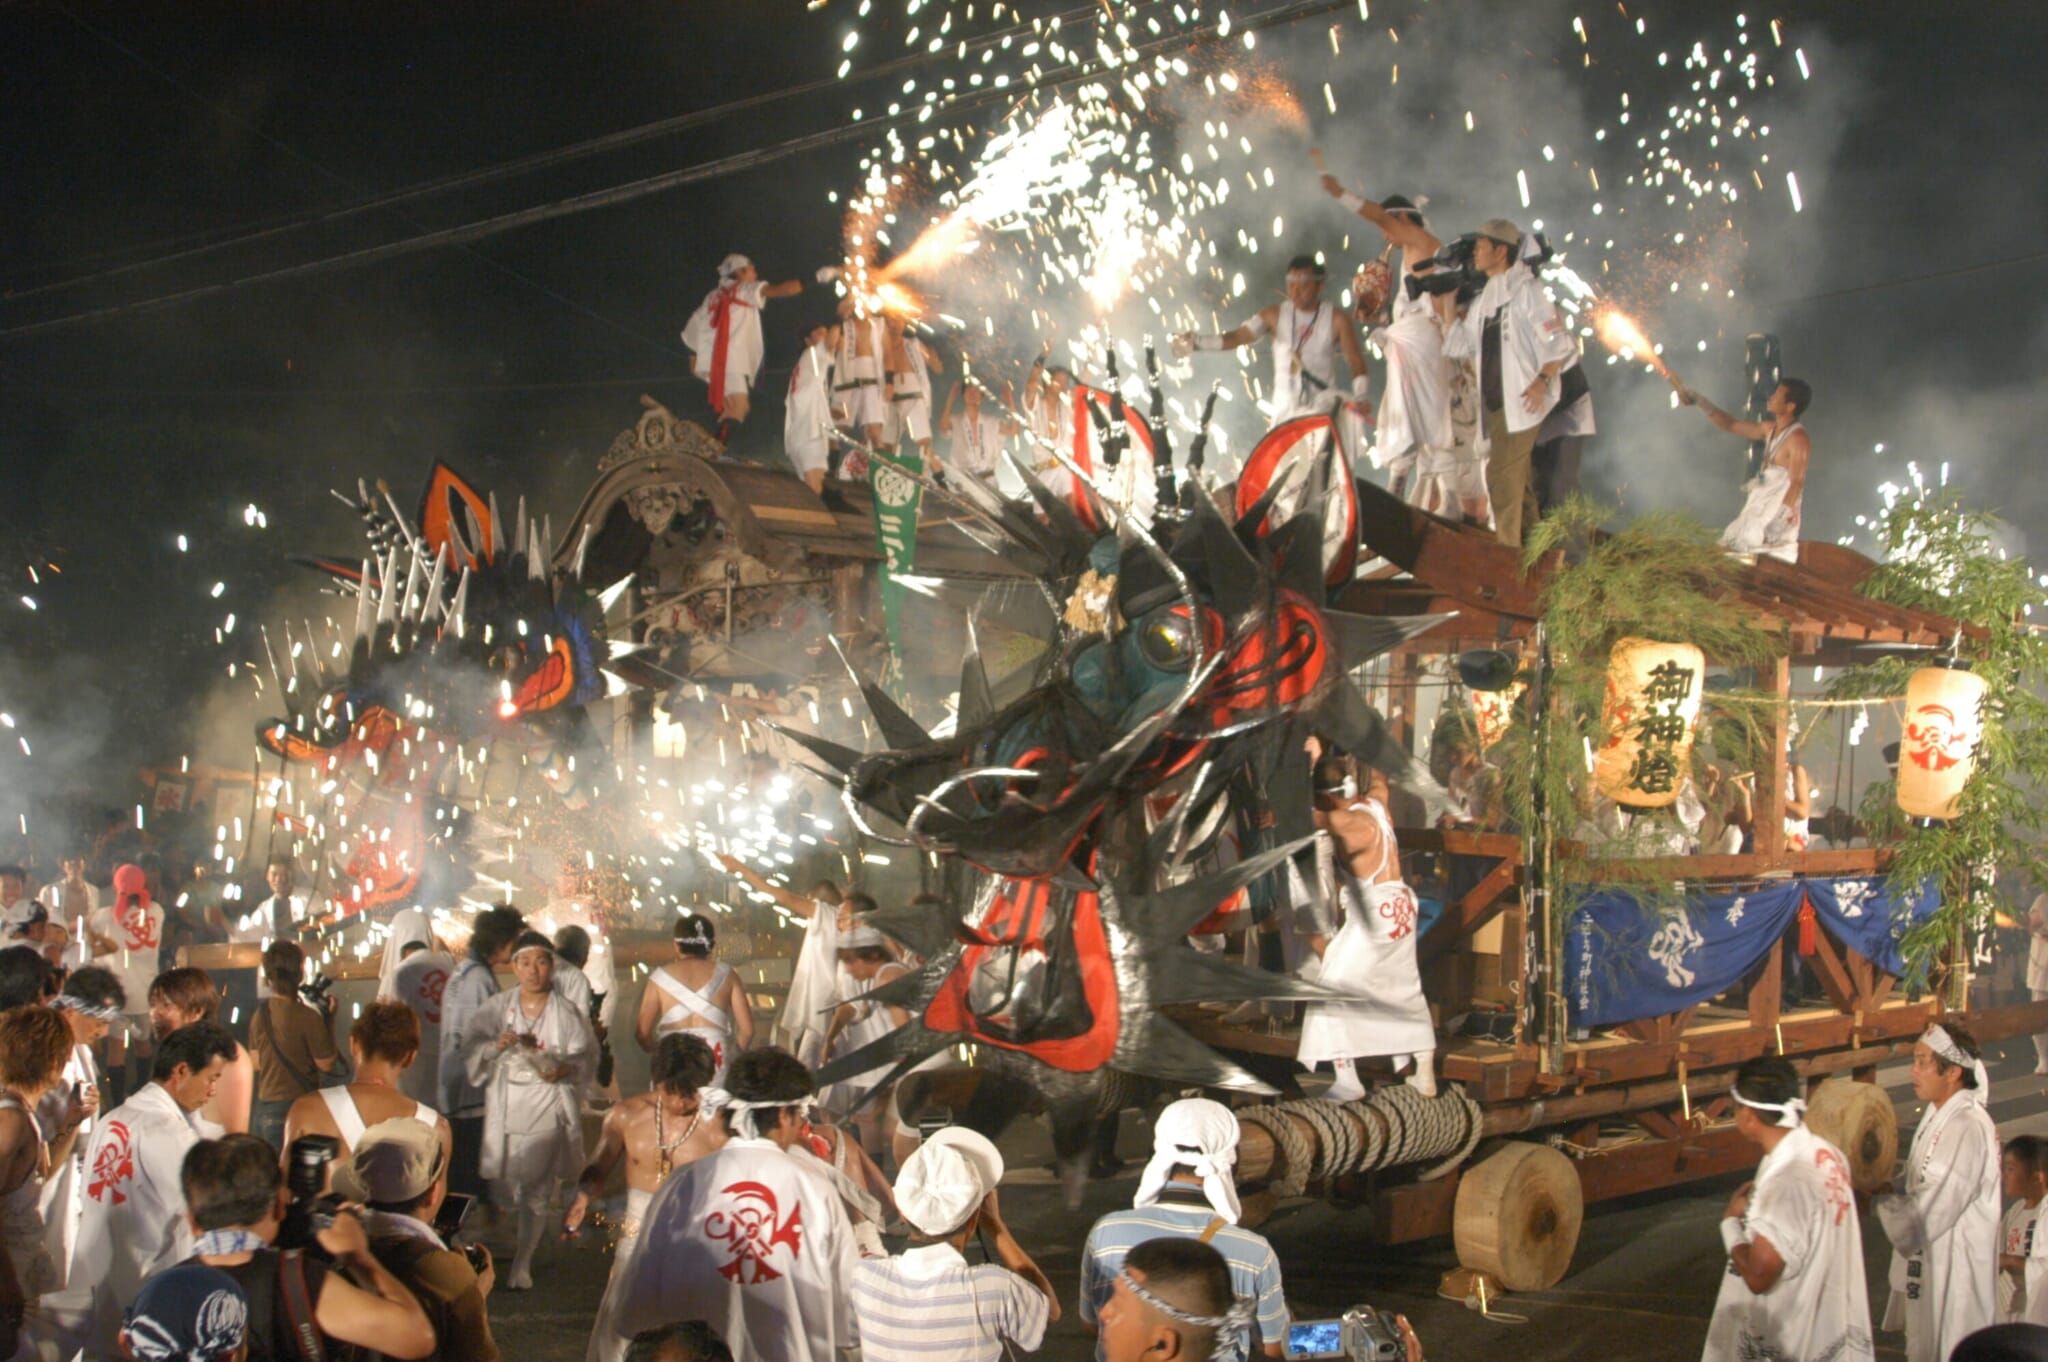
{"left": 1182, "top": 479, "right": 2048, "bottom": 1297}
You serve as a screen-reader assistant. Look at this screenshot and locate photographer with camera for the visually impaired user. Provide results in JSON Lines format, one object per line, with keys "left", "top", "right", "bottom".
{"left": 74, "top": 1018, "right": 237, "bottom": 1357}
{"left": 283, "top": 999, "right": 451, "bottom": 1165}
{"left": 1441, "top": 218, "right": 1581, "bottom": 549}
{"left": 248, "top": 942, "right": 339, "bottom": 1152}
{"left": 181, "top": 1133, "right": 436, "bottom": 1360}
{"left": 343, "top": 1117, "right": 502, "bottom": 1362}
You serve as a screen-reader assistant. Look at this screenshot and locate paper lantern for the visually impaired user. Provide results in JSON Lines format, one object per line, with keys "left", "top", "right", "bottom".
{"left": 1592, "top": 638, "right": 1706, "bottom": 810}
{"left": 1897, "top": 660, "right": 1986, "bottom": 820}
{"left": 1468, "top": 681, "right": 1525, "bottom": 750}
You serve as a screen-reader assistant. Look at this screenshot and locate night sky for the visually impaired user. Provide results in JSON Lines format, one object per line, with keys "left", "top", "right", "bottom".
{"left": 2, "top": 0, "right": 2044, "bottom": 838}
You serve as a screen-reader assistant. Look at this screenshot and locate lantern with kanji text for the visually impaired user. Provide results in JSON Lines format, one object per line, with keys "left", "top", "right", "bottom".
{"left": 1592, "top": 638, "right": 1706, "bottom": 810}
{"left": 1896, "top": 658, "right": 1986, "bottom": 821}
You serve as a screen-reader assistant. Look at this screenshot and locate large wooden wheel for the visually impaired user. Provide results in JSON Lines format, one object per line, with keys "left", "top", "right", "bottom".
{"left": 1804, "top": 1077, "right": 1898, "bottom": 1194}
{"left": 1453, "top": 1142, "right": 1584, "bottom": 1291}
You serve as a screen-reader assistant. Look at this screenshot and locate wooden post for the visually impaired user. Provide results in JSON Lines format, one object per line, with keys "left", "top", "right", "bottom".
{"left": 1757, "top": 656, "right": 1791, "bottom": 858}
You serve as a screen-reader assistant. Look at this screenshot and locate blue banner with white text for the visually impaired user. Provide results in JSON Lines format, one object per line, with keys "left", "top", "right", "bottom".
{"left": 1565, "top": 876, "right": 1938, "bottom": 1027}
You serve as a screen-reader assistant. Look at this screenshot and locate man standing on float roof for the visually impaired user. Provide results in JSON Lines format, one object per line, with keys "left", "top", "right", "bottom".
{"left": 680, "top": 254, "right": 837, "bottom": 439}
{"left": 1171, "top": 254, "right": 1372, "bottom": 424}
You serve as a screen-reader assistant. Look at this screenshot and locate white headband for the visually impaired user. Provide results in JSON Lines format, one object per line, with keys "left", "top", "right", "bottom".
{"left": 717, "top": 253, "right": 753, "bottom": 280}
{"left": 53, "top": 994, "right": 122, "bottom": 1021}
{"left": 1923, "top": 1024, "right": 1990, "bottom": 1100}
{"left": 511, "top": 942, "right": 553, "bottom": 961}
{"left": 1732, "top": 1089, "right": 1806, "bottom": 1129}
{"left": 723, "top": 1094, "right": 813, "bottom": 1140}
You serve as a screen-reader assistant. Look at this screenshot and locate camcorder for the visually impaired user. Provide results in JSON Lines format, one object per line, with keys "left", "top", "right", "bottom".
{"left": 1403, "top": 230, "right": 1557, "bottom": 307}
{"left": 297, "top": 971, "right": 337, "bottom": 1013}
{"left": 276, "top": 1135, "right": 344, "bottom": 1254}
{"left": 1284, "top": 1307, "right": 1409, "bottom": 1361}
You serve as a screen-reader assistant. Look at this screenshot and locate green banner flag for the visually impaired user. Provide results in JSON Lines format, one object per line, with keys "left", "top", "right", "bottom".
{"left": 866, "top": 444, "right": 923, "bottom": 661}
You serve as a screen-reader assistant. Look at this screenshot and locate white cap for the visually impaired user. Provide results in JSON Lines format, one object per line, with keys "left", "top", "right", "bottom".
{"left": 894, "top": 1127, "right": 1003, "bottom": 1235}
{"left": 718, "top": 253, "right": 753, "bottom": 281}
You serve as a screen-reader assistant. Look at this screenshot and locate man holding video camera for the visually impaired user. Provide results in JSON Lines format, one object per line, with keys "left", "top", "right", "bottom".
{"left": 180, "top": 1132, "right": 437, "bottom": 1361}
{"left": 1442, "top": 218, "right": 1581, "bottom": 549}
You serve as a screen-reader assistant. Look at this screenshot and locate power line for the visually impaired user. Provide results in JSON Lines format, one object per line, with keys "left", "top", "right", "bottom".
{"left": 31, "top": 4, "right": 684, "bottom": 360}
{"left": 0, "top": 0, "right": 1361, "bottom": 342}
{"left": 6, "top": 1, "right": 1116, "bottom": 300}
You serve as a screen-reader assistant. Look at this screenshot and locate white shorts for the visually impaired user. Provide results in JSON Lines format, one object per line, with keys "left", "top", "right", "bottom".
{"left": 890, "top": 390, "right": 933, "bottom": 445}
{"left": 836, "top": 356, "right": 884, "bottom": 430}
{"left": 787, "top": 434, "right": 830, "bottom": 477}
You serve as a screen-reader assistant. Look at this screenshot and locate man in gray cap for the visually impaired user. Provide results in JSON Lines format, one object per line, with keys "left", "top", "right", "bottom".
{"left": 345, "top": 1116, "right": 501, "bottom": 1362}
{"left": 1443, "top": 218, "right": 1580, "bottom": 549}
{"left": 849, "top": 1126, "right": 1058, "bottom": 1361}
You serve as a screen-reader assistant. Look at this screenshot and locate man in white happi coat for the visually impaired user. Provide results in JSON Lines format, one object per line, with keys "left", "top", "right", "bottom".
{"left": 1172, "top": 255, "right": 1373, "bottom": 427}
{"left": 720, "top": 856, "right": 843, "bottom": 1068}
{"left": 1678, "top": 377, "right": 1813, "bottom": 565}
{"left": 614, "top": 1047, "right": 859, "bottom": 1362}
{"left": 681, "top": 254, "right": 828, "bottom": 436}
{"left": 1874, "top": 1022, "right": 2002, "bottom": 1362}
{"left": 460, "top": 931, "right": 596, "bottom": 1290}
{"left": 226, "top": 855, "right": 317, "bottom": 948}
{"left": 1296, "top": 753, "right": 1436, "bottom": 1102}
{"left": 787, "top": 321, "right": 840, "bottom": 494}
{"left": 1703, "top": 1055, "right": 1874, "bottom": 1362}
{"left": 38, "top": 968, "right": 121, "bottom": 1292}
{"left": 71, "top": 1020, "right": 238, "bottom": 1358}
{"left": 378, "top": 907, "right": 455, "bottom": 1109}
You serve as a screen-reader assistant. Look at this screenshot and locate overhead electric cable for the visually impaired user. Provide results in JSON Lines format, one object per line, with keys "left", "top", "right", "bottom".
{"left": 0, "top": 0, "right": 1359, "bottom": 342}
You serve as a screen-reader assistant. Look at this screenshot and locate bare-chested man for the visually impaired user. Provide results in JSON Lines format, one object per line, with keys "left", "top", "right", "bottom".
{"left": 1680, "top": 377, "right": 1813, "bottom": 564}
{"left": 570, "top": 1032, "right": 725, "bottom": 1362}
{"left": 1297, "top": 749, "right": 1436, "bottom": 1101}
{"left": 836, "top": 300, "right": 892, "bottom": 468}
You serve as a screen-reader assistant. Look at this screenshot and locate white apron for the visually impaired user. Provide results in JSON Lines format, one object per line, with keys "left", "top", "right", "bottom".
{"left": 786, "top": 341, "right": 837, "bottom": 476}
{"left": 1297, "top": 799, "right": 1435, "bottom": 1064}
{"left": 461, "top": 990, "right": 596, "bottom": 1198}
{"left": 36, "top": 1043, "right": 96, "bottom": 1289}
{"left": 1720, "top": 422, "right": 1804, "bottom": 563}
{"left": 649, "top": 963, "right": 739, "bottom": 1088}
{"left": 586, "top": 1184, "right": 656, "bottom": 1362}
{"left": 1372, "top": 276, "right": 1452, "bottom": 466}
{"left": 1271, "top": 300, "right": 1339, "bottom": 421}
{"left": 71, "top": 1082, "right": 201, "bottom": 1357}
{"left": 613, "top": 1138, "right": 859, "bottom": 1362}
{"left": 1701, "top": 1123, "right": 1874, "bottom": 1362}
{"left": 1876, "top": 1089, "right": 2001, "bottom": 1362}
{"left": 777, "top": 902, "right": 843, "bottom": 1068}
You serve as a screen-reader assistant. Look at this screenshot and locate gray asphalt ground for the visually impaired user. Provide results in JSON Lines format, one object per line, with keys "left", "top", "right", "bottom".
{"left": 477, "top": 1029, "right": 2048, "bottom": 1360}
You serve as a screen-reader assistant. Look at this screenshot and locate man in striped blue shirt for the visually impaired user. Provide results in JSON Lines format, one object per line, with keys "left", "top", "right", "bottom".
{"left": 1080, "top": 1099, "right": 1288, "bottom": 1360}
{"left": 850, "top": 1126, "right": 1058, "bottom": 1361}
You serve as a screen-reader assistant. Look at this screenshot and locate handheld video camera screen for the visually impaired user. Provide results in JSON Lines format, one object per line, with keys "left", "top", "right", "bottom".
{"left": 1287, "top": 1321, "right": 1345, "bottom": 1355}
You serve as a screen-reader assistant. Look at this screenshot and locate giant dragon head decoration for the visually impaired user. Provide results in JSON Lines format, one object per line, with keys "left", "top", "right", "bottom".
{"left": 783, "top": 439, "right": 1448, "bottom": 1170}
{"left": 255, "top": 464, "right": 643, "bottom": 916}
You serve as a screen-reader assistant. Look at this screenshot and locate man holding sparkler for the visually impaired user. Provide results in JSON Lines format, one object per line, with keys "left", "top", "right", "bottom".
{"left": 1678, "top": 377, "right": 1812, "bottom": 564}
{"left": 1317, "top": 161, "right": 1470, "bottom": 519}
{"left": 681, "top": 255, "right": 833, "bottom": 439}
{"left": 1170, "top": 255, "right": 1372, "bottom": 426}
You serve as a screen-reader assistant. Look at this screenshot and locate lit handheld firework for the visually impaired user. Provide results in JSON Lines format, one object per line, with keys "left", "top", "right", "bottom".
{"left": 1591, "top": 304, "right": 1687, "bottom": 396}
